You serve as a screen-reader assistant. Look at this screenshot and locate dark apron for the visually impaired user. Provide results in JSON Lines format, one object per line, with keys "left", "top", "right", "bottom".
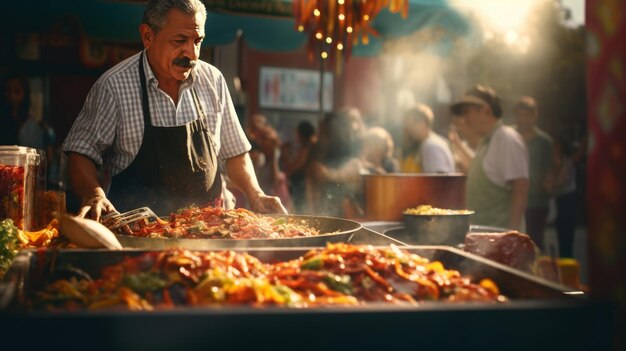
{"left": 108, "top": 52, "right": 222, "bottom": 215}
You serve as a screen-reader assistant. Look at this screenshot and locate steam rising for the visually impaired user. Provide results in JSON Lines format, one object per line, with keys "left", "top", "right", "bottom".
{"left": 373, "top": 0, "right": 583, "bottom": 136}
{"left": 450, "top": 0, "right": 541, "bottom": 33}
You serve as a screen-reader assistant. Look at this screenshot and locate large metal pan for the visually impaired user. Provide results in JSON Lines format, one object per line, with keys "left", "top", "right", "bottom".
{"left": 113, "top": 214, "right": 361, "bottom": 249}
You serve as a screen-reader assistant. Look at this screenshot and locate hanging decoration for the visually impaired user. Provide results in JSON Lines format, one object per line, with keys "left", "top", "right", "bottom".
{"left": 293, "top": 0, "right": 409, "bottom": 64}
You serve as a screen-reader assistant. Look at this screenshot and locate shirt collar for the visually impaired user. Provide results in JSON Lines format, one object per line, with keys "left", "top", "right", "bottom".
{"left": 483, "top": 120, "right": 503, "bottom": 145}
{"left": 141, "top": 49, "right": 197, "bottom": 89}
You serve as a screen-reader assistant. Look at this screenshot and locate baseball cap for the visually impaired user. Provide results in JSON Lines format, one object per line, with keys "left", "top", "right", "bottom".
{"left": 450, "top": 85, "right": 503, "bottom": 118}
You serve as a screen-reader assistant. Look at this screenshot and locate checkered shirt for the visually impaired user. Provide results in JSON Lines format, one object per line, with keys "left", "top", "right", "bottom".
{"left": 63, "top": 51, "right": 250, "bottom": 176}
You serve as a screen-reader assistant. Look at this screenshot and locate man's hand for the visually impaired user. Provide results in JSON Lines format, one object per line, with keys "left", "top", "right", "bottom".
{"left": 448, "top": 128, "right": 461, "bottom": 145}
{"left": 77, "top": 192, "right": 117, "bottom": 222}
{"left": 226, "top": 152, "right": 288, "bottom": 214}
{"left": 249, "top": 194, "right": 287, "bottom": 214}
{"left": 68, "top": 153, "right": 116, "bottom": 221}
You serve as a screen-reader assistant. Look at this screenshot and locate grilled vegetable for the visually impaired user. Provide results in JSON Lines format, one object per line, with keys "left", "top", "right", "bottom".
{"left": 0, "top": 219, "right": 19, "bottom": 278}
{"left": 123, "top": 272, "right": 167, "bottom": 293}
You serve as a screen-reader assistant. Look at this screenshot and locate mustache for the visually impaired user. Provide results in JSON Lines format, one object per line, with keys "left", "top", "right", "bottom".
{"left": 173, "top": 57, "right": 196, "bottom": 68}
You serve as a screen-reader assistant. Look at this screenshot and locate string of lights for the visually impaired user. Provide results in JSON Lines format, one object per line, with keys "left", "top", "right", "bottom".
{"left": 293, "top": 0, "right": 409, "bottom": 64}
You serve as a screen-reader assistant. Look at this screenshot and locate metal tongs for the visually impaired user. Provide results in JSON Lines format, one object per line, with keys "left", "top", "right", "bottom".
{"left": 100, "top": 207, "right": 166, "bottom": 231}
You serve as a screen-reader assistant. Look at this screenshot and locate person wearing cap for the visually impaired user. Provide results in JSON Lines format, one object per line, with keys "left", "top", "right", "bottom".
{"left": 400, "top": 103, "right": 455, "bottom": 173}
{"left": 62, "top": 0, "right": 286, "bottom": 220}
{"left": 514, "top": 96, "right": 553, "bottom": 250}
{"left": 450, "top": 85, "right": 529, "bottom": 231}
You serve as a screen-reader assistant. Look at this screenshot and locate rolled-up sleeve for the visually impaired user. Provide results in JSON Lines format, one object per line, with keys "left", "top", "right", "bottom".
{"left": 62, "top": 80, "right": 118, "bottom": 167}
{"left": 215, "top": 71, "right": 251, "bottom": 160}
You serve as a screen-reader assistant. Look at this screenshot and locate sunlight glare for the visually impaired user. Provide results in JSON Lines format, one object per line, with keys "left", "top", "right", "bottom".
{"left": 452, "top": 0, "right": 540, "bottom": 33}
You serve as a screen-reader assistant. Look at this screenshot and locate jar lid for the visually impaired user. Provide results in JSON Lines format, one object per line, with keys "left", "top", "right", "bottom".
{"left": 0, "top": 146, "right": 41, "bottom": 165}
{"left": 0, "top": 145, "right": 41, "bottom": 154}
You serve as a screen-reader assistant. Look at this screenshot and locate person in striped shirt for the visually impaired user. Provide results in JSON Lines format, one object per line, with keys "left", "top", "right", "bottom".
{"left": 63, "top": 0, "right": 286, "bottom": 219}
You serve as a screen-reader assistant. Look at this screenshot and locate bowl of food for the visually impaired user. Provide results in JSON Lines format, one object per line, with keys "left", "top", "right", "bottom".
{"left": 400, "top": 205, "right": 474, "bottom": 245}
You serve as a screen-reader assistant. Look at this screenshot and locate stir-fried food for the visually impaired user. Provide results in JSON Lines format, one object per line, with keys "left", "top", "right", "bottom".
{"left": 106, "top": 205, "right": 321, "bottom": 239}
{"left": 404, "top": 205, "right": 473, "bottom": 216}
{"left": 33, "top": 243, "right": 506, "bottom": 311}
{"left": 0, "top": 219, "right": 19, "bottom": 278}
{"left": 17, "top": 219, "right": 60, "bottom": 248}
{"left": 0, "top": 165, "right": 26, "bottom": 229}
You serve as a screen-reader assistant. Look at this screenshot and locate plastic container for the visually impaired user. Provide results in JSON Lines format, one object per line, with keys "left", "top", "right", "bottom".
{"left": 0, "top": 146, "right": 42, "bottom": 231}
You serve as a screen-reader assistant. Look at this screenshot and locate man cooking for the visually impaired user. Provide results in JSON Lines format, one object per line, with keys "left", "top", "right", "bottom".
{"left": 450, "top": 85, "right": 529, "bottom": 231}
{"left": 63, "top": 0, "right": 286, "bottom": 220}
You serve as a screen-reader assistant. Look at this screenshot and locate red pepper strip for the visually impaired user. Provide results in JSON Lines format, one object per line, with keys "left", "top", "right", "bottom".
{"left": 226, "top": 286, "right": 257, "bottom": 303}
{"left": 178, "top": 266, "right": 199, "bottom": 283}
{"left": 161, "top": 288, "right": 174, "bottom": 308}
{"left": 269, "top": 268, "right": 314, "bottom": 279}
{"left": 393, "top": 293, "right": 418, "bottom": 304}
{"left": 119, "top": 287, "right": 153, "bottom": 311}
{"left": 394, "top": 261, "right": 439, "bottom": 299}
{"left": 276, "top": 277, "right": 338, "bottom": 297}
{"left": 186, "top": 287, "right": 199, "bottom": 306}
{"left": 362, "top": 286, "right": 389, "bottom": 301}
{"left": 308, "top": 282, "right": 344, "bottom": 297}
{"left": 235, "top": 254, "right": 249, "bottom": 274}
{"left": 363, "top": 265, "right": 392, "bottom": 291}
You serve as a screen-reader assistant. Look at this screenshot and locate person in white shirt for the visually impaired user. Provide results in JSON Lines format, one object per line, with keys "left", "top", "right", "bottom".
{"left": 400, "top": 103, "right": 455, "bottom": 173}
{"left": 450, "top": 85, "right": 529, "bottom": 231}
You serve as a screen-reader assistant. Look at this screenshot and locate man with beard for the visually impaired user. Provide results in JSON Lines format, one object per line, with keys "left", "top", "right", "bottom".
{"left": 63, "top": 0, "right": 286, "bottom": 220}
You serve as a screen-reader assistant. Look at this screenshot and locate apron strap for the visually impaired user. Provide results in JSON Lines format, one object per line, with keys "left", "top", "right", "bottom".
{"left": 190, "top": 84, "right": 221, "bottom": 171}
{"left": 138, "top": 52, "right": 151, "bottom": 127}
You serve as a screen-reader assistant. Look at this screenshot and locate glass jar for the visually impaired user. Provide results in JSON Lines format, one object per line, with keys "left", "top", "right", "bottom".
{"left": 0, "top": 146, "right": 42, "bottom": 231}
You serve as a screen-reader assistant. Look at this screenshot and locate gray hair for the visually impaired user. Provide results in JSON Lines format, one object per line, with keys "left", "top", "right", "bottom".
{"left": 142, "top": 0, "right": 207, "bottom": 32}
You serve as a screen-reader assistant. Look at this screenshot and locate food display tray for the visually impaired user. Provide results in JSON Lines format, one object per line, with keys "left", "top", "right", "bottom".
{"left": 1, "top": 244, "right": 581, "bottom": 312}
{"left": 0, "top": 244, "right": 607, "bottom": 351}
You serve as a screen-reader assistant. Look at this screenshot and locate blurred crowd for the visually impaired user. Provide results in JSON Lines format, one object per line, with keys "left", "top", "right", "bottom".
{"left": 237, "top": 85, "right": 585, "bottom": 259}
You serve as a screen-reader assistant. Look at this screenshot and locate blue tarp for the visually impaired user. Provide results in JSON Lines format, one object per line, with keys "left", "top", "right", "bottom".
{"left": 0, "top": 0, "right": 470, "bottom": 56}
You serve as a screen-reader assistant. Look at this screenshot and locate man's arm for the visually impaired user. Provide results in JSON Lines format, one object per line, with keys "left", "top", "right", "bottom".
{"left": 509, "top": 178, "right": 529, "bottom": 231}
{"left": 67, "top": 152, "right": 116, "bottom": 220}
{"left": 63, "top": 78, "right": 119, "bottom": 220}
{"left": 448, "top": 130, "right": 475, "bottom": 173}
{"left": 226, "top": 152, "right": 287, "bottom": 214}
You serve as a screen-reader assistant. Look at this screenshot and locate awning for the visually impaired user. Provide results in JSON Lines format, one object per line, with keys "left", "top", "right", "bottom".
{"left": 0, "top": 0, "right": 470, "bottom": 56}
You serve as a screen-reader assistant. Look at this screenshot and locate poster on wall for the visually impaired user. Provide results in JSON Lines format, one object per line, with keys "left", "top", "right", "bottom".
{"left": 259, "top": 66, "right": 333, "bottom": 112}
